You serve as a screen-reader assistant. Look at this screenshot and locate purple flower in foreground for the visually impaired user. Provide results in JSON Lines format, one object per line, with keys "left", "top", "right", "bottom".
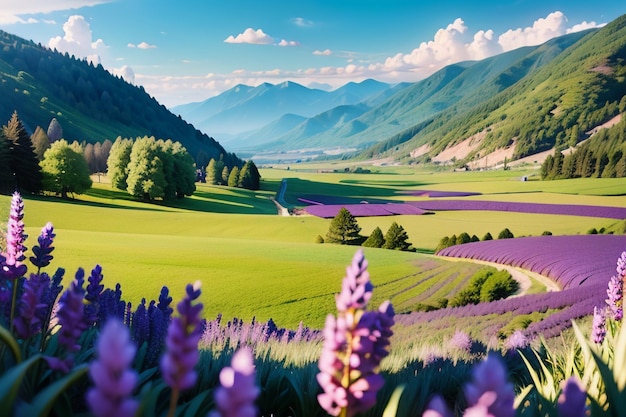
{"left": 209, "top": 347, "right": 259, "bottom": 417}
{"left": 160, "top": 282, "right": 203, "bottom": 391}
{"left": 14, "top": 273, "right": 48, "bottom": 339}
{"left": 48, "top": 269, "right": 88, "bottom": 372}
{"left": 423, "top": 395, "right": 453, "bottom": 417}
{"left": 1, "top": 191, "right": 28, "bottom": 281}
{"left": 505, "top": 330, "right": 530, "bottom": 350}
{"left": 86, "top": 319, "right": 139, "bottom": 417}
{"left": 29, "top": 222, "right": 55, "bottom": 270}
{"left": 616, "top": 251, "right": 626, "bottom": 278}
{"left": 317, "top": 250, "right": 394, "bottom": 417}
{"left": 592, "top": 306, "right": 606, "bottom": 344}
{"left": 606, "top": 275, "right": 623, "bottom": 321}
{"left": 463, "top": 355, "right": 515, "bottom": 417}
{"left": 557, "top": 377, "right": 587, "bottom": 417}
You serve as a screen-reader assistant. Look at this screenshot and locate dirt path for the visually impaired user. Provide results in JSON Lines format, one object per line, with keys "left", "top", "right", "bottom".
{"left": 435, "top": 255, "right": 560, "bottom": 296}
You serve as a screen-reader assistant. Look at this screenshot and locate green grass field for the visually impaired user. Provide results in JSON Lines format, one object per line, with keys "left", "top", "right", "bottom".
{"left": 2, "top": 166, "right": 624, "bottom": 329}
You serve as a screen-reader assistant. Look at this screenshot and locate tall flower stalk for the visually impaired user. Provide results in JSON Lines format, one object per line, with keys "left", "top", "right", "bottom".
{"left": 209, "top": 347, "right": 259, "bottom": 417}
{"left": 317, "top": 249, "right": 394, "bottom": 417}
{"left": 160, "top": 282, "right": 203, "bottom": 417}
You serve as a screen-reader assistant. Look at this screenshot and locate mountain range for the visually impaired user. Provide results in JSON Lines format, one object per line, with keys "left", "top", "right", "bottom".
{"left": 174, "top": 13, "right": 626, "bottom": 167}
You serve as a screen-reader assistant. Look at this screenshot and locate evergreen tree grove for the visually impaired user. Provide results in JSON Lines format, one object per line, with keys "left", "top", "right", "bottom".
{"left": 362, "top": 226, "right": 385, "bottom": 248}
{"left": 325, "top": 208, "right": 362, "bottom": 245}
{"left": 382, "top": 222, "right": 413, "bottom": 251}
{"left": 3, "top": 111, "right": 43, "bottom": 193}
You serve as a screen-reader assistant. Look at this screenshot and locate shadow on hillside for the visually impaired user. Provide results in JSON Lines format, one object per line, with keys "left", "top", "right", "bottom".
{"left": 165, "top": 187, "right": 278, "bottom": 215}
{"left": 283, "top": 178, "right": 432, "bottom": 205}
{"left": 25, "top": 190, "right": 169, "bottom": 213}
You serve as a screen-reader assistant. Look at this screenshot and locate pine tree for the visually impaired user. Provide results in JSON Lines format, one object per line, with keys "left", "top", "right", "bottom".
{"left": 47, "top": 117, "right": 63, "bottom": 142}
{"left": 325, "top": 207, "right": 362, "bottom": 245}
{"left": 206, "top": 158, "right": 218, "bottom": 185}
{"left": 497, "top": 228, "right": 515, "bottom": 239}
{"left": 0, "top": 130, "right": 11, "bottom": 193}
{"left": 40, "top": 139, "right": 92, "bottom": 198}
{"left": 3, "top": 111, "right": 43, "bottom": 193}
{"left": 362, "top": 226, "right": 384, "bottom": 248}
{"left": 382, "top": 222, "right": 412, "bottom": 251}
{"left": 30, "top": 126, "right": 50, "bottom": 160}
{"left": 227, "top": 166, "right": 240, "bottom": 187}
{"left": 238, "top": 161, "right": 251, "bottom": 188}
{"left": 221, "top": 165, "right": 230, "bottom": 185}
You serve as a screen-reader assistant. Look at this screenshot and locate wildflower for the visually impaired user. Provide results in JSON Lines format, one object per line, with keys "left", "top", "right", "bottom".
{"left": 47, "top": 269, "right": 88, "bottom": 372}
{"left": 14, "top": 273, "right": 48, "bottom": 339}
{"left": 423, "top": 395, "right": 453, "bottom": 417}
{"left": 592, "top": 306, "right": 606, "bottom": 344}
{"left": 86, "top": 319, "right": 139, "bottom": 417}
{"left": 606, "top": 275, "right": 623, "bottom": 321}
{"left": 160, "top": 282, "right": 203, "bottom": 417}
{"left": 209, "top": 347, "right": 259, "bottom": 417}
{"left": 557, "top": 377, "right": 587, "bottom": 417}
{"left": 29, "top": 222, "right": 55, "bottom": 270}
{"left": 504, "top": 330, "right": 530, "bottom": 350}
{"left": 616, "top": 251, "right": 626, "bottom": 278}
{"left": 463, "top": 355, "right": 515, "bottom": 417}
{"left": 316, "top": 250, "right": 394, "bottom": 417}
{"left": 1, "top": 191, "right": 28, "bottom": 281}
{"left": 85, "top": 265, "right": 105, "bottom": 326}
{"left": 449, "top": 329, "right": 472, "bottom": 354}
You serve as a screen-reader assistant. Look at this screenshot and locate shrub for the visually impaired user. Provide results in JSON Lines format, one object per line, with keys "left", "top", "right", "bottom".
{"left": 498, "top": 228, "right": 515, "bottom": 239}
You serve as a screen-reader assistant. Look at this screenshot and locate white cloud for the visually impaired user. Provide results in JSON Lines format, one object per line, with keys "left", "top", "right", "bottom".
{"left": 224, "top": 28, "right": 274, "bottom": 44}
{"left": 48, "top": 15, "right": 108, "bottom": 64}
{"left": 567, "top": 20, "right": 605, "bottom": 33}
{"left": 313, "top": 49, "right": 332, "bottom": 56}
{"left": 112, "top": 65, "right": 135, "bottom": 84}
{"left": 498, "top": 11, "right": 568, "bottom": 52}
{"left": 278, "top": 39, "right": 299, "bottom": 47}
{"left": 292, "top": 17, "right": 313, "bottom": 27}
{"left": 128, "top": 41, "right": 157, "bottom": 49}
{"left": 0, "top": 0, "right": 112, "bottom": 25}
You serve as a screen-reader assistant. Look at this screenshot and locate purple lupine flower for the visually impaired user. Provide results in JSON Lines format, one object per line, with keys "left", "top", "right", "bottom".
{"left": 557, "top": 377, "right": 587, "bottom": 417}
{"left": 98, "top": 283, "right": 126, "bottom": 325}
{"left": 606, "top": 275, "right": 623, "bottom": 321}
{"left": 449, "top": 330, "right": 472, "bottom": 354}
{"left": 317, "top": 250, "right": 394, "bottom": 417}
{"left": 208, "top": 347, "right": 259, "bottom": 417}
{"left": 158, "top": 285, "right": 174, "bottom": 319}
{"left": 29, "top": 222, "right": 55, "bottom": 270}
{"left": 504, "top": 330, "right": 530, "bottom": 350}
{"left": 86, "top": 319, "right": 139, "bottom": 417}
{"left": 616, "top": 251, "right": 626, "bottom": 278}
{"left": 14, "top": 273, "right": 49, "bottom": 339}
{"left": 35, "top": 269, "right": 64, "bottom": 333}
{"left": 131, "top": 298, "right": 150, "bottom": 347}
{"left": 160, "top": 282, "right": 203, "bottom": 391}
{"left": 146, "top": 300, "right": 168, "bottom": 368}
{"left": 592, "top": 306, "right": 606, "bottom": 344}
{"left": 85, "top": 265, "right": 104, "bottom": 326}
{"left": 1, "top": 191, "right": 28, "bottom": 281}
{"left": 463, "top": 355, "right": 515, "bottom": 417}
{"left": 47, "top": 269, "right": 88, "bottom": 372}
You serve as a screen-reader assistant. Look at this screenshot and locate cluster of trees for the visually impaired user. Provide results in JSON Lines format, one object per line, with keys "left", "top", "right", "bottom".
{"left": 0, "top": 111, "right": 95, "bottom": 198}
{"left": 203, "top": 157, "right": 261, "bottom": 190}
{"left": 107, "top": 137, "right": 196, "bottom": 201}
{"left": 319, "top": 208, "right": 414, "bottom": 252}
{"left": 541, "top": 116, "right": 626, "bottom": 180}
{"left": 449, "top": 269, "right": 519, "bottom": 307}
{"left": 435, "top": 228, "right": 515, "bottom": 253}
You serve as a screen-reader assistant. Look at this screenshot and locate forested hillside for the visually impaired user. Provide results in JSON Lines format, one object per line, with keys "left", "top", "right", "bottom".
{"left": 0, "top": 30, "right": 239, "bottom": 167}
{"left": 375, "top": 14, "right": 626, "bottom": 165}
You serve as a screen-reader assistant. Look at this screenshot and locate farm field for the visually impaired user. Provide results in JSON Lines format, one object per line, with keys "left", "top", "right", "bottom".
{"left": 2, "top": 165, "right": 625, "bottom": 336}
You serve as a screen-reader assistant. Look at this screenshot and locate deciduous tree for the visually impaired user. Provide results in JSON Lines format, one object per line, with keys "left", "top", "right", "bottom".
{"left": 40, "top": 139, "right": 92, "bottom": 198}
{"left": 107, "top": 137, "right": 133, "bottom": 190}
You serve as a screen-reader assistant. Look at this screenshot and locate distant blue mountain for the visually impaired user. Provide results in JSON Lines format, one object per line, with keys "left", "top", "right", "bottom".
{"left": 171, "top": 79, "right": 392, "bottom": 138}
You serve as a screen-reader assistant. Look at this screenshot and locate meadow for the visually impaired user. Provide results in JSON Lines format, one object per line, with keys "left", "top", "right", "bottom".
{"left": 3, "top": 166, "right": 625, "bottom": 332}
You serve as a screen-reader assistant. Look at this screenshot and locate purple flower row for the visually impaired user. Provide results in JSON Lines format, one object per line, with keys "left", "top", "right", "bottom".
{"left": 305, "top": 203, "right": 431, "bottom": 218}
{"left": 438, "top": 235, "right": 626, "bottom": 290}
{"left": 399, "top": 190, "right": 483, "bottom": 198}
{"left": 408, "top": 199, "right": 626, "bottom": 219}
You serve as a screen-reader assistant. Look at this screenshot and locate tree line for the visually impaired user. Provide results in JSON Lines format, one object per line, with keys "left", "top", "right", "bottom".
{"left": 318, "top": 207, "right": 415, "bottom": 251}
{"left": 202, "top": 157, "right": 261, "bottom": 190}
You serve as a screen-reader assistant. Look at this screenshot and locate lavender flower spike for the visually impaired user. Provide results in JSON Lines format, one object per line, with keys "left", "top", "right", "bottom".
{"left": 422, "top": 395, "right": 453, "bottom": 417}
{"left": 557, "top": 377, "right": 587, "bottom": 417}
{"left": 1, "top": 191, "right": 28, "bottom": 281}
{"left": 86, "top": 319, "right": 139, "bottom": 417}
{"left": 606, "top": 275, "right": 623, "bottom": 321}
{"left": 29, "top": 222, "right": 55, "bottom": 270}
{"left": 14, "top": 273, "right": 48, "bottom": 339}
{"left": 463, "top": 355, "right": 515, "bottom": 417}
{"left": 317, "top": 250, "right": 394, "bottom": 417}
{"left": 161, "top": 282, "right": 203, "bottom": 415}
{"left": 209, "top": 347, "right": 259, "bottom": 417}
{"left": 616, "top": 251, "right": 626, "bottom": 278}
{"left": 592, "top": 306, "right": 606, "bottom": 344}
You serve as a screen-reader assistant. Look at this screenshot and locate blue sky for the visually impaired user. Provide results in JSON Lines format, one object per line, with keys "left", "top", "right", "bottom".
{"left": 0, "top": 1, "right": 624, "bottom": 107}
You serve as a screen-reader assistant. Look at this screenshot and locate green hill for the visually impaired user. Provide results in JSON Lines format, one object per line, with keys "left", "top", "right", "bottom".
{"left": 0, "top": 30, "right": 239, "bottom": 167}
{"left": 369, "top": 14, "right": 626, "bottom": 165}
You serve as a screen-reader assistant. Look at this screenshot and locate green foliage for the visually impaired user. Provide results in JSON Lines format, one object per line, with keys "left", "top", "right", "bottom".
{"left": 30, "top": 126, "right": 49, "bottom": 161}
{"left": 126, "top": 137, "right": 166, "bottom": 201}
{"left": 362, "top": 226, "right": 385, "bottom": 248}
{"left": 314, "top": 234, "right": 324, "bottom": 244}
{"left": 325, "top": 207, "right": 362, "bottom": 245}
{"left": 2, "top": 111, "right": 43, "bottom": 193}
{"left": 450, "top": 268, "right": 516, "bottom": 307}
{"left": 498, "top": 227, "right": 515, "bottom": 239}
{"left": 482, "top": 232, "right": 493, "bottom": 241}
{"left": 40, "top": 139, "right": 92, "bottom": 197}
{"left": 382, "top": 222, "right": 413, "bottom": 251}
{"left": 106, "top": 137, "right": 133, "bottom": 190}
{"left": 227, "top": 165, "right": 239, "bottom": 187}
